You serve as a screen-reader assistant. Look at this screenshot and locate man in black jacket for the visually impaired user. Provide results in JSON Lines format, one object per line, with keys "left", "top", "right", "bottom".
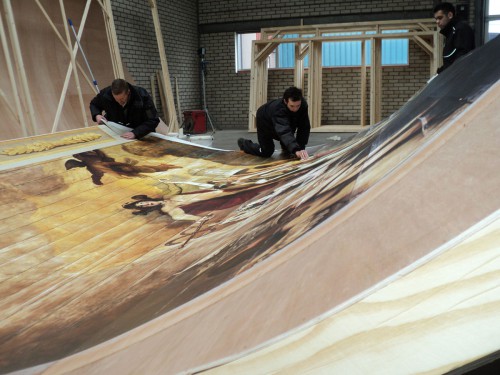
{"left": 433, "top": 2, "right": 475, "bottom": 74}
{"left": 238, "top": 86, "right": 311, "bottom": 160}
{"left": 90, "top": 79, "right": 159, "bottom": 139}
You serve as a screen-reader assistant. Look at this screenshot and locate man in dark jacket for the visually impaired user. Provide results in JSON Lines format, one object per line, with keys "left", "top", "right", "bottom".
{"left": 238, "top": 86, "right": 311, "bottom": 160}
{"left": 90, "top": 79, "right": 159, "bottom": 139}
{"left": 433, "top": 2, "right": 475, "bottom": 74}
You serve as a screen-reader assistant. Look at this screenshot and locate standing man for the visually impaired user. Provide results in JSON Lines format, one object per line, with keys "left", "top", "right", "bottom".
{"left": 238, "top": 86, "right": 311, "bottom": 160}
{"left": 433, "top": 2, "right": 475, "bottom": 74}
{"left": 90, "top": 78, "right": 160, "bottom": 139}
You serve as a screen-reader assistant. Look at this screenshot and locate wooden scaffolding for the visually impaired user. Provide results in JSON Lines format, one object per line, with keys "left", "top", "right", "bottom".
{"left": 248, "top": 19, "right": 441, "bottom": 132}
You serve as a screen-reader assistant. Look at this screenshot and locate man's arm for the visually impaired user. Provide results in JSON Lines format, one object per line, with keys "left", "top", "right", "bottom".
{"left": 89, "top": 93, "right": 105, "bottom": 122}
{"left": 295, "top": 102, "right": 311, "bottom": 149}
{"left": 130, "top": 92, "right": 160, "bottom": 139}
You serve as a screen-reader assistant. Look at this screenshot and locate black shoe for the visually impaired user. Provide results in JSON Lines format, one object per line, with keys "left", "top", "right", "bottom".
{"left": 237, "top": 138, "right": 246, "bottom": 151}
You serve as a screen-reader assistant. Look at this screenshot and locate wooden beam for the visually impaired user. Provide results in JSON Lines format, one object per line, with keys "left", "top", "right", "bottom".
{"left": 148, "top": 0, "right": 179, "bottom": 132}
{"left": 293, "top": 44, "right": 305, "bottom": 89}
{"left": 58, "top": 0, "right": 89, "bottom": 129}
{"left": 34, "top": 0, "right": 96, "bottom": 92}
{"left": 370, "top": 36, "right": 382, "bottom": 125}
{"left": 3, "top": 0, "right": 37, "bottom": 136}
{"left": 175, "top": 77, "right": 182, "bottom": 126}
{"left": 360, "top": 39, "right": 367, "bottom": 127}
{"left": 261, "top": 18, "right": 436, "bottom": 35}
{"left": 52, "top": 0, "right": 93, "bottom": 133}
{"left": 413, "top": 35, "right": 433, "bottom": 55}
{"left": 0, "top": 9, "right": 28, "bottom": 137}
{"left": 248, "top": 41, "right": 269, "bottom": 131}
{"left": 254, "top": 31, "right": 436, "bottom": 45}
{"left": 307, "top": 41, "right": 322, "bottom": 129}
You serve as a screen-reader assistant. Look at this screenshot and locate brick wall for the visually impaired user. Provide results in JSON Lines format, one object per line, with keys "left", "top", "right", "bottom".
{"left": 198, "top": 0, "right": 475, "bottom": 130}
{"left": 111, "top": 0, "right": 200, "bottom": 121}
{"left": 111, "top": 0, "right": 475, "bottom": 130}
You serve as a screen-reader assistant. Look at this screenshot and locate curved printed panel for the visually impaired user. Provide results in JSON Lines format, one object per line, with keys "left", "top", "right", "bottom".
{"left": 0, "top": 36, "right": 499, "bottom": 375}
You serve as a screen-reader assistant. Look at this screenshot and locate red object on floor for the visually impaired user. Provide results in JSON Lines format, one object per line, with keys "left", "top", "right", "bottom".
{"left": 183, "top": 110, "right": 206, "bottom": 134}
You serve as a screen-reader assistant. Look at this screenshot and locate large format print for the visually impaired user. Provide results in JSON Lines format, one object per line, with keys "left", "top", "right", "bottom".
{"left": 0, "top": 37, "right": 499, "bottom": 373}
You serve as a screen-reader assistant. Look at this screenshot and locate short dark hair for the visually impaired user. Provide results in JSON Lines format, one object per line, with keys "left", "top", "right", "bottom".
{"left": 111, "top": 79, "right": 129, "bottom": 95}
{"left": 433, "top": 2, "right": 455, "bottom": 15}
{"left": 283, "top": 86, "right": 303, "bottom": 102}
{"left": 122, "top": 194, "right": 162, "bottom": 215}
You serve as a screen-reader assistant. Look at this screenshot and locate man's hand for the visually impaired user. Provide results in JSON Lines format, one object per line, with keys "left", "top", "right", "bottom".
{"left": 96, "top": 115, "right": 107, "bottom": 124}
{"left": 295, "top": 149, "right": 309, "bottom": 160}
{"left": 121, "top": 131, "right": 136, "bottom": 139}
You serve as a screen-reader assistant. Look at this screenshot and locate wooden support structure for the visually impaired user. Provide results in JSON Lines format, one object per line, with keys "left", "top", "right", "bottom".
{"left": 248, "top": 19, "right": 440, "bottom": 132}
{"left": 148, "top": 0, "right": 179, "bottom": 133}
{"left": 52, "top": 0, "right": 93, "bottom": 132}
{"left": 58, "top": 0, "right": 89, "bottom": 129}
{"left": 370, "top": 36, "right": 382, "bottom": 124}
{"left": 0, "top": 8, "right": 28, "bottom": 137}
{"left": 0, "top": 0, "right": 118, "bottom": 139}
{"left": 2, "top": 0, "right": 37, "bottom": 136}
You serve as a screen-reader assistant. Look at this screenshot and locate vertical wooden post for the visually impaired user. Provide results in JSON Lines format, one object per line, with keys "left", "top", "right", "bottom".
{"left": 0, "top": 8, "right": 28, "bottom": 137}
{"left": 248, "top": 41, "right": 271, "bottom": 131}
{"left": 58, "top": 0, "right": 89, "bottom": 128}
{"left": 3, "top": 0, "right": 36, "bottom": 136}
{"left": 307, "top": 41, "right": 322, "bottom": 129}
{"left": 294, "top": 43, "right": 308, "bottom": 90}
{"left": 100, "top": 0, "right": 124, "bottom": 79}
{"left": 360, "top": 38, "right": 367, "bottom": 127}
{"left": 432, "top": 32, "right": 443, "bottom": 76}
{"left": 147, "top": 0, "right": 179, "bottom": 132}
{"left": 370, "top": 36, "right": 382, "bottom": 125}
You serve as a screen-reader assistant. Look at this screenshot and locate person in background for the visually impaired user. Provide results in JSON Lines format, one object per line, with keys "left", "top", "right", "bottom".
{"left": 238, "top": 86, "right": 311, "bottom": 160}
{"left": 433, "top": 2, "right": 475, "bottom": 74}
{"left": 90, "top": 78, "right": 159, "bottom": 139}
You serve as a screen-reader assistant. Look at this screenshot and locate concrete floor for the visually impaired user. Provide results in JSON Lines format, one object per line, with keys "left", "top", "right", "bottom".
{"left": 185, "top": 129, "right": 356, "bottom": 151}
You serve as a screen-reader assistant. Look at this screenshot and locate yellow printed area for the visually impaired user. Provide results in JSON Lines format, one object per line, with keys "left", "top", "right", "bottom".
{"left": 0, "top": 126, "right": 124, "bottom": 169}
{"left": 1, "top": 133, "right": 102, "bottom": 155}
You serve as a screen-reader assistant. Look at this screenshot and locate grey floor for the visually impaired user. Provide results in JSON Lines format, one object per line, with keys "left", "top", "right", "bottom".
{"left": 191, "top": 129, "right": 356, "bottom": 151}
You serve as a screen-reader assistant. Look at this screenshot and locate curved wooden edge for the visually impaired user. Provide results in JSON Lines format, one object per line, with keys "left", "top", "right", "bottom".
{"left": 198, "top": 212, "right": 500, "bottom": 374}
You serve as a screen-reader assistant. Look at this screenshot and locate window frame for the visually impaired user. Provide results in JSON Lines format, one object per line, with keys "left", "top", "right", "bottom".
{"left": 235, "top": 31, "right": 409, "bottom": 72}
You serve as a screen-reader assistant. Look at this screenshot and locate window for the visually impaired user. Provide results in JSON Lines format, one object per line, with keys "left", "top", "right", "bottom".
{"left": 235, "top": 30, "right": 409, "bottom": 71}
{"left": 485, "top": 0, "right": 500, "bottom": 42}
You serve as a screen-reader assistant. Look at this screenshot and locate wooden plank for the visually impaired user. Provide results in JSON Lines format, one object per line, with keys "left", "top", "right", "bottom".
{"left": 148, "top": 0, "right": 179, "bottom": 132}
{"left": 202, "top": 214, "right": 500, "bottom": 374}
{"left": 58, "top": 0, "right": 89, "bottom": 129}
{"left": 370, "top": 36, "right": 382, "bottom": 125}
{"left": 360, "top": 39, "right": 367, "bottom": 127}
{"left": 307, "top": 41, "right": 322, "bottom": 129}
{"left": 2, "top": 0, "right": 37, "bottom": 136}
{"left": 51, "top": 0, "right": 93, "bottom": 133}
{"left": 0, "top": 12, "right": 27, "bottom": 137}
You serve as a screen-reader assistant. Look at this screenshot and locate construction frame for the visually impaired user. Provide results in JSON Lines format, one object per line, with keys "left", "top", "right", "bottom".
{"left": 248, "top": 19, "right": 442, "bottom": 132}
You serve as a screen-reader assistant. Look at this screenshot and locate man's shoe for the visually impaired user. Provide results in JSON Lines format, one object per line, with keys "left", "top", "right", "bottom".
{"left": 237, "top": 138, "right": 246, "bottom": 151}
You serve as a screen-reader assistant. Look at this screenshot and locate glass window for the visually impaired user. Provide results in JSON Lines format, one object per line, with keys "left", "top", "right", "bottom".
{"left": 235, "top": 31, "right": 409, "bottom": 71}
{"left": 485, "top": 0, "right": 500, "bottom": 42}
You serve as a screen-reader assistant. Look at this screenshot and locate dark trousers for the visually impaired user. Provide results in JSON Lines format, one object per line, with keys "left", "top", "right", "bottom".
{"left": 241, "top": 114, "right": 282, "bottom": 157}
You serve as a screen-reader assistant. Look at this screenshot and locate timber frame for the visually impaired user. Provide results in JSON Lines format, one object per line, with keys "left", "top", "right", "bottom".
{"left": 248, "top": 19, "right": 442, "bottom": 132}
{"left": 0, "top": 0, "right": 124, "bottom": 136}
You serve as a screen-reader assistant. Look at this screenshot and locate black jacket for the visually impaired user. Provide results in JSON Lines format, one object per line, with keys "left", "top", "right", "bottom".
{"left": 256, "top": 98, "right": 311, "bottom": 154}
{"left": 438, "top": 18, "right": 475, "bottom": 74}
{"left": 89, "top": 84, "right": 159, "bottom": 139}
